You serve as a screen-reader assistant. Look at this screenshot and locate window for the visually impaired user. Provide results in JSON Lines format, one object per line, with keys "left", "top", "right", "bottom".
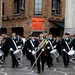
{"left": 34, "top": 0, "right": 42, "bottom": 15}
{"left": 52, "top": 0, "right": 60, "bottom": 15}
{"left": 2, "top": 2, "right": 4, "bottom": 16}
{"left": 14, "top": 0, "right": 25, "bottom": 14}
{"left": 20, "top": 0, "right": 25, "bottom": 11}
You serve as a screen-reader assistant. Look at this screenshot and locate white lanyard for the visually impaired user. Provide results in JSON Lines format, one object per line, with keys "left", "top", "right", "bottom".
{"left": 48, "top": 40, "right": 54, "bottom": 49}
{"left": 12, "top": 39, "right": 18, "bottom": 50}
{"left": 30, "top": 40, "right": 35, "bottom": 48}
{"left": 65, "top": 41, "right": 70, "bottom": 51}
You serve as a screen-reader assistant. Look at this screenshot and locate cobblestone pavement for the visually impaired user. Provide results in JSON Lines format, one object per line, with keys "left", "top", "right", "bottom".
{"left": 0, "top": 55, "right": 75, "bottom": 75}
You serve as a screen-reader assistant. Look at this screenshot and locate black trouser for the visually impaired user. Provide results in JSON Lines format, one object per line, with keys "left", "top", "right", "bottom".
{"left": 46, "top": 51, "right": 53, "bottom": 67}
{"left": 62, "top": 51, "right": 69, "bottom": 66}
{"left": 36, "top": 51, "right": 45, "bottom": 73}
{"left": 10, "top": 51, "right": 18, "bottom": 67}
{"left": 30, "top": 53, "right": 35, "bottom": 67}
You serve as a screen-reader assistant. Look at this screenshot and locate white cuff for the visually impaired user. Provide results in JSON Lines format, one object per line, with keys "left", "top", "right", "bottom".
{"left": 42, "top": 49, "right": 44, "bottom": 51}
{"left": 32, "top": 50, "right": 36, "bottom": 55}
{"left": 10, "top": 48, "right": 13, "bottom": 51}
{"left": 63, "top": 49, "right": 66, "bottom": 51}
{"left": 29, "top": 50, "right": 31, "bottom": 52}
{"left": 47, "top": 47, "right": 50, "bottom": 49}
{"left": 18, "top": 46, "right": 21, "bottom": 49}
{"left": 53, "top": 45, "right": 57, "bottom": 48}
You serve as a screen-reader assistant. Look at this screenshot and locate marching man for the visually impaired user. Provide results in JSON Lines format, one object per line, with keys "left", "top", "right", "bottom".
{"left": 27, "top": 34, "right": 38, "bottom": 67}
{"left": 61, "top": 33, "right": 71, "bottom": 68}
{"left": 36, "top": 32, "right": 46, "bottom": 74}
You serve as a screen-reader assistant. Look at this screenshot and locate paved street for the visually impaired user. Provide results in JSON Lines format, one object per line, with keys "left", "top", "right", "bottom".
{"left": 0, "top": 55, "right": 75, "bottom": 75}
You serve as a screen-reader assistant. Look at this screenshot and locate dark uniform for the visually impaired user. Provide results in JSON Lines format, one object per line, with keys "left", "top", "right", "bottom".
{"left": 16, "top": 35, "right": 23, "bottom": 48}
{"left": 54, "top": 36, "right": 62, "bottom": 62}
{"left": 27, "top": 37, "right": 38, "bottom": 67}
{"left": 36, "top": 38, "right": 46, "bottom": 74}
{"left": 0, "top": 32, "right": 10, "bottom": 62}
{"left": 55, "top": 39, "right": 62, "bottom": 56}
{"left": 9, "top": 36, "right": 19, "bottom": 68}
{"left": 1, "top": 37, "right": 9, "bottom": 62}
{"left": 23, "top": 38, "right": 30, "bottom": 59}
{"left": 46, "top": 38, "right": 55, "bottom": 68}
{"left": 70, "top": 38, "right": 75, "bottom": 50}
{"left": 61, "top": 34, "right": 71, "bottom": 68}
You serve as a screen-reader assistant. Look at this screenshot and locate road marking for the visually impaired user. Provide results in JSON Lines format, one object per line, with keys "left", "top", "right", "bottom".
{"left": 2, "top": 56, "right": 75, "bottom": 75}
{"left": 0, "top": 68, "right": 7, "bottom": 75}
{"left": 21, "top": 67, "right": 38, "bottom": 75}
{"left": 70, "top": 58, "right": 75, "bottom": 63}
{"left": 45, "top": 68, "right": 67, "bottom": 75}
{"left": 21, "top": 67, "right": 27, "bottom": 70}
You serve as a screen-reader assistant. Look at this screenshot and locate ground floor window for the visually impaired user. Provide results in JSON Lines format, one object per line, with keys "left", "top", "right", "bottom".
{"left": 1, "top": 28, "right": 7, "bottom": 33}
{"left": 11, "top": 27, "right": 23, "bottom": 36}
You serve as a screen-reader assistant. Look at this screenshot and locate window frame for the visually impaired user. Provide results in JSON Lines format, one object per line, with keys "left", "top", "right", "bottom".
{"left": 2, "top": 2, "right": 4, "bottom": 16}
{"left": 34, "top": 0, "right": 42, "bottom": 15}
{"left": 14, "top": 0, "right": 25, "bottom": 15}
{"left": 52, "top": 0, "right": 60, "bottom": 15}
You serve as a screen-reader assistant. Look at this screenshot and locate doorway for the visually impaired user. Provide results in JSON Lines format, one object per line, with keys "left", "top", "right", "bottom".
{"left": 11, "top": 27, "right": 23, "bottom": 36}
{"left": 1, "top": 28, "right": 7, "bottom": 33}
{"left": 50, "top": 28, "right": 61, "bottom": 37}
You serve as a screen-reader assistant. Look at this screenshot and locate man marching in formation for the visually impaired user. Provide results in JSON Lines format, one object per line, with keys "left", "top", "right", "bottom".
{"left": 1, "top": 29, "right": 75, "bottom": 74}
{"left": 61, "top": 33, "right": 71, "bottom": 68}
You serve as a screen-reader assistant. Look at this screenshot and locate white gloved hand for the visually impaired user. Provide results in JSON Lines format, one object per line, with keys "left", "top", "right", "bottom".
{"left": 0, "top": 46, "right": 1, "bottom": 49}
{"left": 18, "top": 46, "right": 21, "bottom": 49}
{"left": 32, "top": 50, "right": 36, "bottom": 55}
{"left": 63, "top": 49, "right": 66, "bottom": 51}
{"left": 42, "top": 49, "right": 44, "bottom": 52}
{"left": 47, "top": 46, "right": 50, "bottom": 49}
{"left": 10, "top": 48, "right": 13, "bottom": 51}
{"left": 53, "top": 45, "right": 57, "bottom": 48}
{"left": 71, "top": 47, "right": 73, "bottom": 50}
{"left": 29, "top": 50, "right": 31, "bottom": 52}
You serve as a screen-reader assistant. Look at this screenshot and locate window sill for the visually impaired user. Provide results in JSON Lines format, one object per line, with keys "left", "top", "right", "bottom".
{"left": 33, "top": 15, "right": 42, "bottom": 17}
{"left": 13, "top": 14, "right": 21, "bottom": 16}
{"left": 51, "top": 14, "right": 61, "bottom": 16}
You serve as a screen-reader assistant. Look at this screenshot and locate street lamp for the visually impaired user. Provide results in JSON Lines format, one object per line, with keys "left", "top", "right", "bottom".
{"left": 26, "top": 18, "right": 29, "bottom": 24}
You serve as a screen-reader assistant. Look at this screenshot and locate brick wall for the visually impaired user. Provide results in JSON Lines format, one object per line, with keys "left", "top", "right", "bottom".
{"left": 2, "top": 0, "right": 65, "bottom": 37}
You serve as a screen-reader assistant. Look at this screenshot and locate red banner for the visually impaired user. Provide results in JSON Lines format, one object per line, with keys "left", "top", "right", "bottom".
{"left": 31, "top": 18, "right": 44, "bottom": 30}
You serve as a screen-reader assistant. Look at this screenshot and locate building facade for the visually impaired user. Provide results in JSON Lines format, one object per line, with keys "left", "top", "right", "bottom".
{"left": 65, "top": 0, "right": 75, "bottom": 35}
{"left": 2, "top": 0, "right": 65, "bottom": 38}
